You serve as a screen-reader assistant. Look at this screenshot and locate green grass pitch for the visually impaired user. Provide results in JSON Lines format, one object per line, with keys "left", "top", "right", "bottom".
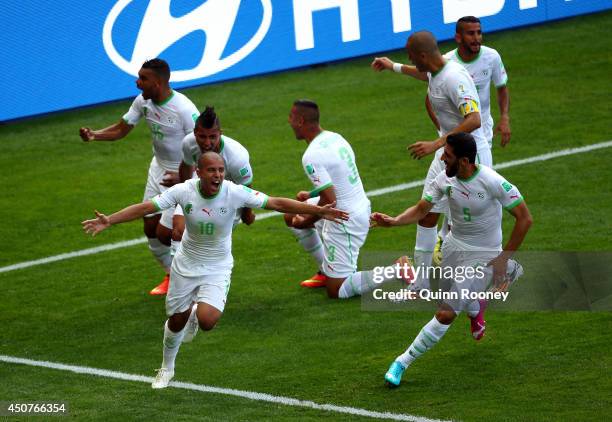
{"left": 0, "top": 11, "right": 611, "bottom": 421}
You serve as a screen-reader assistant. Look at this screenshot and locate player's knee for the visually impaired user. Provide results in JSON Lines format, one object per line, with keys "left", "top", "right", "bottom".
{"left": 197, "top": 316, "right": 218, "bottom": 331}
{"left": 435, "top": 307, "right": 456, "bottom": 324}
{"left": 283, "top": 213, "right": 295, "bottom": 227}
{"left": 168, "top": 312, "right": 190, "bottom": 332}
{"left": 325, "top": 279, "right": 342, "bottom": 299}
{"left": 418, "top": 212, "right": 440, "bottom": 228}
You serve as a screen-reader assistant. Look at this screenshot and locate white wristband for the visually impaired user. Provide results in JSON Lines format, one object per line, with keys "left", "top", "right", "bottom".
{"left": 392, "top": 62, "right": 403, "bottom": 74}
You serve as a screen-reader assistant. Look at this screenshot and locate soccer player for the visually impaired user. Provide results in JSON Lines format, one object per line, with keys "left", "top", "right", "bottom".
{"left": 286, "top": 100, "right": 373, "bottom": 299}
{"left": 428, "top": 16, "right": 511, "bottom": 149}
{"left": 82, "top": 152, "right": 349, "bottom": 389}
{"left": 370, "top": 133, "right": 532, "bottom": 386}
{"left": 79, "top": 58, "right": 199, "bottom": 295}
{"left": 371, "top": 31, "right": 489, "bottom": 292}
{"left": 152, "top": 106, "right": 255, "bottom": 295}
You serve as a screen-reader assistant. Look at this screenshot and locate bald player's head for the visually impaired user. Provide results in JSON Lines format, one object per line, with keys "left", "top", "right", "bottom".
{"left": 198, "top": 151, "right": 224, "bottom": 169}
{"left": 406, "top": 31, "right": 440, "bottom": 55}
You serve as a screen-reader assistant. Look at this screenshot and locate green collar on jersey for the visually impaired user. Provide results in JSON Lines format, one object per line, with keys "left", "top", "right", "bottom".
{"left": 197, "top": 179, "right": 223, "bottom": 199}
{"left": 219, "top": 137, "right": 225, "bottom": 153}
{"left": 154, "top": 90, "right": 174, "bottom": 106}
{"left": 457, "top": 164, "right": 480, "bottom": 182}
{"left": 455, "top": 48, "right": 482, "bottom": 64}
{"left": 431, "top": 61, "right": 447, "bottom": 78}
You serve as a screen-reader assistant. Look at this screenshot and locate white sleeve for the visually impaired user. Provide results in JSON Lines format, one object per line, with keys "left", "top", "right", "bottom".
{"left": 228, "top": 148, "right": 253, "bottom": 186}
{"left": 151, "top": 184, "right": 185, "bottom": 211}
{"left": 491, "top": 51, "right": 508, "bottom": 88}
{"left": 181, "top": 134, "right": 196, "bottom": 166}
{"left": 302, "top": 152, "right": 332, "bottom": 197}
{"left": 491, "top": 174, "right": 523, "bottom": 211}
{"left": 122, "top": 95, "right": 144, "bottom": 126}
{"left": 230, "top": 184, "right": 269, "bottom": 209}
{"left": 179, "top": 99, "right": 199, "bottom": 135}
{"left": 451, "top": 72, "right": 481, "bottom": 117}
{"left": 422, "top": 172, "right": 446, "bottom": 205}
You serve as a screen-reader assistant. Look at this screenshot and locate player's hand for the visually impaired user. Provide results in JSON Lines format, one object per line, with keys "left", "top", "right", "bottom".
{"left": 160, "top": 171, "right": 179, "bottom": 187}
{"left": 496, "top": 116, "right": 511, "bottom": 147}
{"left": 318, "top": 202, "right": 349, "bottom": 223}
{"left": 370, "top": 212, "right": 397, "bottom": 228}
{"left": 487, "top": 254, "right": 510, "bottom": 291}
{"left": 408, "top": 141, "right": 437, "bottom": 159}
{"left": 241, "top": 208, "right": 256, "bottom": 226}
{"left": 371, "top": 57, "right": 394, "bottom": 72}
{"left": 296, "top": 191, "right": 310, "bottom": 202}
{"left": 79, "top": 127, "right": 95, "bottom": 142}
{"left": 82, "top": 210, "right": 111, "bottom": 236}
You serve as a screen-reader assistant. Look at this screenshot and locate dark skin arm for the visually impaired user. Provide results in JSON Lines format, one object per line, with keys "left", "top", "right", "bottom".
{"left": 495, "top": 86, "right": 511, "bottom": 147}
{"left": 290, "top": 187, "right": 336, "bottom": 229}
{"left": 79, "top": 119, "right": 133, "bottom": 142}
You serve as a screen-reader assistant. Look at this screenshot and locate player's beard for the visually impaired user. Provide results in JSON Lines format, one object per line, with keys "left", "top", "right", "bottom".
{"left": 445, "top": 160, "right": 459, "bottom": 177}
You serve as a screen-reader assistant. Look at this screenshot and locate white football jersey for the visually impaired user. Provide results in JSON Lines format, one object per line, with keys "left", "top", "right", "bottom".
{"left": 427, "top": 61, "right": 489, "bottom": 153}
{"left": 444, "top": 46, "right": 508, "bottom": 145}
{"left": 302, "top": 131, "right": 370, "bottom": 213}
{"left": 152, "top": 179, "right": 268, "bottom": 276}
{"left": 423, "top": 165, "right": 523, "bottom": 250}
{"left": 123, "top": 90, "right": 199, "bottom": 171}
{"left": 181, "top": 134, "right": 253, "bottom": 185}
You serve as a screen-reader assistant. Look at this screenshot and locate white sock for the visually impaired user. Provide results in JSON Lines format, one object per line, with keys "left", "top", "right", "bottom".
{"left": 397, "top": 316, "right": 450, "bottom": 368}
{"left": 414, "top": 225, "right": 438, "bottom": 290}
{"left": 289, "top": 227, "right": 324, "bottom": 266}
{"left": 338, "top": 267, "right": 403, "bottom": 299}
{"left": 161, "top": 320, "right": 186, "bottom": 371}
{"left": 148, "top": 238, "right": 172, "bottom": 273}
{"left": 466, "top": 300, "right": 480, "bottom": 318}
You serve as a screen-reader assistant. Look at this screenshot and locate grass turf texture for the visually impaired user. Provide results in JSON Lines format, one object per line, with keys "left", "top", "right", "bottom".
{"left": 1, "top": 11, "right": 611, "bottom": 421}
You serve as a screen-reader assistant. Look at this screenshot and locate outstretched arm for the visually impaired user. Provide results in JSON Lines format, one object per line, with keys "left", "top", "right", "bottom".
{"left": 371, "top": 57, "right": 428, "bottom": 81}
{"left": 371, "top": 199, "right": 433, "bottom": 228}
{"left": 79, "top": 119, "right": 133, "bottom": 142}
{"left": 265, "top": 196, "right": 348, "bottom": 224}
{"left": 408, "top": 111, "right": 481, "bottom": 159}
{"left": 82, "top": 201, "right": 157, "bottom": 236}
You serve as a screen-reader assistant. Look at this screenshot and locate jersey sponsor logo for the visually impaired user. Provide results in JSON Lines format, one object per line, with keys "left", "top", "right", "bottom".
{"left": 184, "top": 203, "right": 193, "bottom": 215}
{"left": 220, "top": 207, "right": 228, "bottom": 215}
{"left": 460, "top": 190, "right": 470, "bottom": 199}
{"left": 239, "top": 167, "right": 249, "bottom": 177}
{"left": 103, "top": 0, "right": 272, "bottom": 82}
{"left": 501, "top": 181, "right": 513, "bottom": 192}
{"left": 305, "top": 164, "right": 316, "bottom": 175}
{"left": 510, "top": 194, "right": 520, "bottom": 200}
{"left": 477, "top": 192, "right": 485, "bottom": 199}
{"left": 202, "top": 208, "right": 212, "bottom": 216}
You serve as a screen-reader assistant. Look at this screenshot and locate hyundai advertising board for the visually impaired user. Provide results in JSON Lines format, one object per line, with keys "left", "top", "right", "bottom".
{"left": 2, "top": 0, "right": 610, "bottom": 121}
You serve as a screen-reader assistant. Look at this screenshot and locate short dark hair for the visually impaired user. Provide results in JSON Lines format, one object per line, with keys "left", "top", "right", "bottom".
{"left": 456, "top": 16, "right": 481, "bottom": 33}
{"left": 142, "top": 58, "right": 170, "bottom": 83}
{"left": 446, "top": 132, "right": 477, "bottom": 163}
{"left": 293, "top": 99, "right": 320, "bottom": 123}
{"left": 196, "top": 106, "right": 220, "bottom": 129}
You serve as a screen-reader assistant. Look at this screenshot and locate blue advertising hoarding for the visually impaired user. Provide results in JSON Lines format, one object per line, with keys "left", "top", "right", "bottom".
{"left": 2, "top": 0, "right": 610, "bottom": 121}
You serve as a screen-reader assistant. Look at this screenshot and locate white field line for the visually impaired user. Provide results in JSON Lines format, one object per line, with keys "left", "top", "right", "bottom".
{"left": 1, "top": 140, "right": 610, "bottom": 275}
{"left": 0, "top": 355, "right": 449, "bottom": 422}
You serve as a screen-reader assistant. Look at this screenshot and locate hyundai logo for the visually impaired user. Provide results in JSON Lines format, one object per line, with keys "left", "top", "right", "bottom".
{"left": 103, "top": 0, "right": 272, "bottom": 82}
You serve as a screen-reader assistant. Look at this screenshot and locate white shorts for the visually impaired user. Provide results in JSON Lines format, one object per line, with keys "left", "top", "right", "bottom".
{"left": 320, "top": 204, "right": 370, "bottom": 278}
{"left": 165, "top": 268, "right": 231, "bottom": 316}
{"left": 422, "top": 146, "right": 493, "bottom": 214}
{"left": 143, "top": 157, "right": 176, "bottom": 224}
{"left": 439, "top": 239, "right": 497, "bottom": 313}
